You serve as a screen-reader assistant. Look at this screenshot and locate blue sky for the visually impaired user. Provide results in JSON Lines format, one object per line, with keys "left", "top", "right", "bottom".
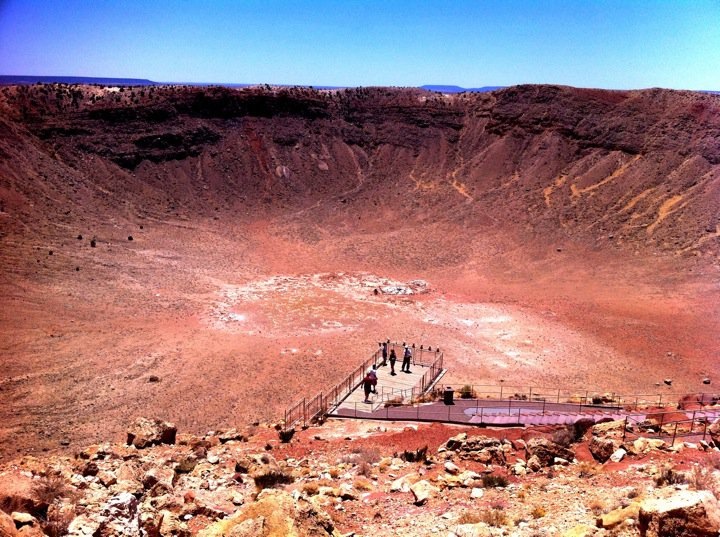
{"left": 0, "top": 0, "right": 718, "bottom": 90}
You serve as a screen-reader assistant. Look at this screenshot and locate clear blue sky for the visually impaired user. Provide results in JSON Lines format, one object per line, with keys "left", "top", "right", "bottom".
{"left": 1, "top": 0, "right": 718, "bottom": 90}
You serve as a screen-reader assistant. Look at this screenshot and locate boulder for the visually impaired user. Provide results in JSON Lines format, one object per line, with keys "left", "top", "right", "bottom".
{"left": 96, "top": 492, "right": 139, "bottom": 537}
{"left": 525, "top": 438, "right": 574, "bottom": 467}
{"left": 629, "top": 437, "right": 666, "bottom": 455}
{"left": 597, "top": 503, "right": 641, "bottom": 529}
{"left": 142, "top": 466, "right": 176, "bottom": 496}
{"left": 126, "top": 417, "right": 177, "bottom": 449}
{"left": 217, "top": 428, "right": 248, "bottom": 444}
{"left": 0, "top": 510, "right": 17, "bottom": 537}
{"left": 588, "top": 436, "right": 616, "bottom": 463}
{"left": 67, "top": 514, "right": 100, "bottom": 537}
{"left": 389, "top": 475, "right": 410, "bottom": 493}
{"left": 158, "top": 511, "right": 190, "bottom": 537}
{"left": 609, "top": 448, "right": 627, "bottom": 463}
{"left": 197, "top": 489, "right": 334, "bottom": 537}
{"left": 410, "top": 480, "right": 438, "bottom": 506}
{"left": 0, "top": 472, "right": 38, "bottom": 515}
{"left": 444, "top": 461, "right": 460, "bottom": 475}
{"left": 639, "top": 490, "right": 720, "bottom": 536}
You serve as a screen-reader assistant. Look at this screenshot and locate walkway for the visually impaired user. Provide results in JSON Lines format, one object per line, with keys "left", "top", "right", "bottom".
{"left": 331, "top": 361, "right": 438, "bottom": 413}
{"left": 331, "top": 396, "right": 720, "bottom": 427}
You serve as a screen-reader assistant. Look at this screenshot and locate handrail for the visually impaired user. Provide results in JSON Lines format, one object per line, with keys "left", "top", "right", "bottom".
{"left": 283, "top": 342, "right": 444, "bottom": 430}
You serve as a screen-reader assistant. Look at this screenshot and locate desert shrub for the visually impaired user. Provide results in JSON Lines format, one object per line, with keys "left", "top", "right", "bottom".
{"left": 530, "top": 505, "right": 547, "bottom": 519}
{"left": 301, "top": 482, "right": 319, "bottom": 496}
{"left": 479, "top": 506, "right": 508, "bottom": 527}
{"left": 588, "top": 498, "right": 605, "bottom": 515}
{"left": 353, "top": 477, "right": 373, "bottom": 491}
{"left": 384, "top": 396, "right": 404, "bottom": 407}
{"left": 627, "top": 487, "right": 641, "bottom": 499}
{"left": 397, "top": 445, "right": 428, "bottom": 463}
{"left": 459, "top": 385, "right": 476, "bottom": 399}
{"left": 456, "top": 510, "right": 483, "bottom": 525}
{"left": 340, "top": 446, "right": 381, "bottom": 466}
{"left": 278, "top": 428, "right": 295, "bottom": 443}
{"left": 328, "top": 467, "right": 340, "bottom": 479}
{"left": 655, "top": 466, "right": 686, "bottom": 487}
{"left": 42, "top": 503, "right": 75, "bottom": 537}
{"left": 253, "top": 470, "right": 294, "bottom": 491}
{"left": 357, "top": 461, "right": 373, "bottom": 477}
{"left": 482, "top": 474, "right": 508, "bottom": 488}
{"left": 33, "top": 475, "right": 70, "bottom": 506}
{"left": 578, "top": 461, "right": 599, "bottom": 478}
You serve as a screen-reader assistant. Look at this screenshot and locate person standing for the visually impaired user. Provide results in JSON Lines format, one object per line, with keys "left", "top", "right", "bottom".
{"left": 363, "top": 373, "right": 373, "bottom": 403}
{"left": 367, "top": 364, "right": 378, "bottom": 394}
{"left": 389, "top": 348, "right": 397, "bottom": 376}
{"left": 381, "top": 341, "right": 388, "bottom": 366}
{"left": 402, "top": 344, "right": 412, "bottom": 373}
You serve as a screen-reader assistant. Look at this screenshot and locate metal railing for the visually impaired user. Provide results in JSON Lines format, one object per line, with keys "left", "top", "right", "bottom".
{"left": 435, "top": 384, "right": 719, "bottom": 412}
{"left": 622, "top": 408, "right": 720, "bottom": 446}
{"left": 283, "top": 342, "right": 445, "bottom": 430}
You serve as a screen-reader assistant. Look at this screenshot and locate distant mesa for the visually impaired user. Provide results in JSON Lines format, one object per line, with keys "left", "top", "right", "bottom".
{"left": 0, "top": 75, "right": 507, "bottom": 93}
{"left": 0, "top": 75, "right": 158, "bottom": 86}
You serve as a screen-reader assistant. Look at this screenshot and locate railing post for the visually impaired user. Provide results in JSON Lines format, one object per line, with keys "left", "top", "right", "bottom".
{"left": 623, "top": 415, "right": 628, "bottom": 442}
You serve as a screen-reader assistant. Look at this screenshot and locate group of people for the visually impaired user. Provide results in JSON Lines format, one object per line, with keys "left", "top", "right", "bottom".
{"left": 362, "top": 341, "right": 414, "bottom": 403}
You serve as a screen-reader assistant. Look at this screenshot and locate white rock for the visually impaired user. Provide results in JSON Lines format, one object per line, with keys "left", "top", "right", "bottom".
{"left": 444, "top": 461, "right": 460, "bottom": 474}
{"left": 471, "top": 487, "right": 484, "bottom": 499}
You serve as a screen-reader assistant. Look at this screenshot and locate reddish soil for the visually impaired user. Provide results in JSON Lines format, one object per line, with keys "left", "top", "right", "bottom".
{"left": 0, "top": 83, "right": 717, "bottom": 462}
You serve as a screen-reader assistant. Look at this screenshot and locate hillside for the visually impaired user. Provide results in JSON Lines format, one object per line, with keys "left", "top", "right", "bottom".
{"left": 0, "top": 83, "right": 718, "bottom": 464}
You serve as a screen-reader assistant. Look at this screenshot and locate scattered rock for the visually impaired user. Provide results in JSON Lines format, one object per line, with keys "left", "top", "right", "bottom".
{"left": 589, "top": 436, "right": 617, "bottom": 463}
{"left": 126, "top": 417, "right": 177, "bottom": 449}
{"left": 609, "top": 448, "right": 627, "bottom": 463}
{"left": 410, "top": 480, "right": 437, "bottom": 506}
{"left": 444, "top": 461, "right": 460, "bottom": 475}
{"left": 525, "top": 438, "right": 574, "bottom": 467}
{"left": 196, "top": 489, "right": 334, "bottom": 536}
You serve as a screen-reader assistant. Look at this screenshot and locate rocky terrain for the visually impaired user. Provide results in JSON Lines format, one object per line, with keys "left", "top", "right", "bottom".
{"left": 0, "top": 82, "right": 718, "bottom": 534}
{"left": 3, "top": 413, "right": 720, "bottom": 536}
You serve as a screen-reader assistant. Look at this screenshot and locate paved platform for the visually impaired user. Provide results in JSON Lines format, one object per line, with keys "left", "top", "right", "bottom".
{"left": 330, "top": 360, "right": 435, "bottom": 414}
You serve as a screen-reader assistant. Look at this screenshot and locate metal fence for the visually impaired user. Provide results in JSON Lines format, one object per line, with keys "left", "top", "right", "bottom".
{"left": 283, "top": 342, "right": 445, "bottom": 430}
{"left": 435, "top": 384, "right": 719, "bottom": 411}
{"left": 622, "top": 408, "right": 720, "bottom": 446}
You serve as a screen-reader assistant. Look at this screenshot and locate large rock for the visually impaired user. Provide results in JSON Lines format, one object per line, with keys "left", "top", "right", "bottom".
{"left": 525, "top": 438, "right": 574, "bottom": 467}
{"left": 0, "top": 472, "right": 39, "bottom": 515}
{"left": 142, "top": 466, "right": 176, "bottom": 496}
{"left": 588, "top": 436, "right": 616, "bottom": 463}
{"left": 126, "top": 418, "right": 177, "bottom": 449}
{"left": 0, "top": 510, "right": 18, "bottom": 537}
{"left": 410, "top": 480, "right": 438, "bottom": 506}
{"left": 597, "top": 502, "right": 641, "bottom": 529}
{"left": 95, "top": 492, "right": 139, "bottom": 537}
{"left": 197, "top": 489, "right": 334, "bottom": 537}
{"left": 639, "top": 490, "right": 720, "bottom": 536}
